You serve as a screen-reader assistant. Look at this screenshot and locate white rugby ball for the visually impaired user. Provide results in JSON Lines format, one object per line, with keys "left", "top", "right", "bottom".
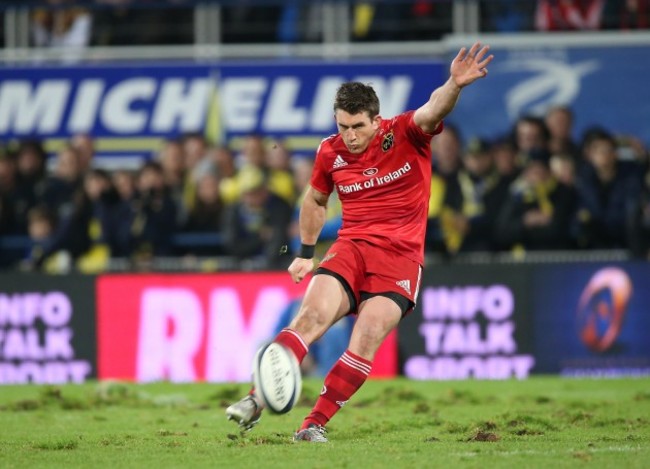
{"left": 253, "top": 342, "right": 302, "bottom": 414}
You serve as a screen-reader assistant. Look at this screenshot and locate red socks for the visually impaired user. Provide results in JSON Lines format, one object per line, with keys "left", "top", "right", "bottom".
{"left": 274, "top": 328, "right": 309, "bottom": 364}
{"left": 301, "top": 350, "right": 372, "bottom": 429}
{"left": 251, "top": 328, "right": 308, "bottom": 401}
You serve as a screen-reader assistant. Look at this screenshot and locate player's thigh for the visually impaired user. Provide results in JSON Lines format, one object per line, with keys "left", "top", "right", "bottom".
{"left": 288, "top": 273, "right": 352, "bottom": 344}
{"left": 360, "top": 243, "right": 423, "bottom": 309}
{"left": 348, "top": 296, "right": 401, "bottom": 361}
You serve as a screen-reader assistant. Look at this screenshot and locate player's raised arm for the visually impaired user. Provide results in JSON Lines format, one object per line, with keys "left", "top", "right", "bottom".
{"left": 414, "top": 42, "right": 493, "bottom": 134}
{"left": 288, "top": 185, "right": 329, "bottom": 283}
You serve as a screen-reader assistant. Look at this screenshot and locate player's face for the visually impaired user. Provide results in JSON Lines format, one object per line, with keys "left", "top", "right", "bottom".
{"left": 335, "top": 110, "right": 381, "bottom": 154}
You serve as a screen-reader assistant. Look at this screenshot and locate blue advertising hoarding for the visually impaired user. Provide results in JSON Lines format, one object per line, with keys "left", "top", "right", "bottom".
{"left": 532, "top": 263, "right": 650, "bottom": 376}
{"left": 0, "top": 60, "right": 444, "bottom": 163}
{"left": 450, "top": 44, "right": 650, "bottom": 147}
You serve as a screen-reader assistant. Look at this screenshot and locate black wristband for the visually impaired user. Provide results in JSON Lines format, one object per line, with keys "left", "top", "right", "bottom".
{"left": 297, "top": 243, "right": 316, "bottom": 259}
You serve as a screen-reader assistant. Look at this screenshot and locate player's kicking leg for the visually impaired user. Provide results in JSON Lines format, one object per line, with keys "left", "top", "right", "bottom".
{"left": 226, "top": 274, "right": 350, "bottom": 433}
{"left": 225, "top": 328, "right": 309, "bottom": 431}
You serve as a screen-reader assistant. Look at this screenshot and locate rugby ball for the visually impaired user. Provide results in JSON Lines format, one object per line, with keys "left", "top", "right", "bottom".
{"left": 253, "top": 342, "right": 302, "bottom": 414}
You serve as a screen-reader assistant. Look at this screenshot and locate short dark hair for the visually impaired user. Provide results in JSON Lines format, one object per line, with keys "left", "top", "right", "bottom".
{"left": 581, "top": 127, "right": 615, "bottom": 152}
{"left": 28, "top": 205, "right": 56, "bottom": 227}
{"left": 547, "top": 105, "right": 574, "bottom": 122}
{"left": 516, "top": 115, "right": 550, "bottom": 142}
{"left": 333, "top": 82, "right": 380, "bottom": 118}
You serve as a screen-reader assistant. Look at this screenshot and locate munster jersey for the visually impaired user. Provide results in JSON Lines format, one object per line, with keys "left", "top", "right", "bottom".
{"left": 310, "top": 111, "right": 443, "bottom": 265}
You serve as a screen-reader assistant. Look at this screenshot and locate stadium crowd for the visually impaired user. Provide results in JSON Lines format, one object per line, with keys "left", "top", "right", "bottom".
{"left": 7, "top": 0, "right": 649, "bottom": 50}
{"left": 1, "top": 105, "right": 649, "bottom": 274}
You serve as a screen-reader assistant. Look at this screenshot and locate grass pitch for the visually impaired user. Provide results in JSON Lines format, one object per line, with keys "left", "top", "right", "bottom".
{"left": 0, "top": 377, "right": 648, "bottom": 468}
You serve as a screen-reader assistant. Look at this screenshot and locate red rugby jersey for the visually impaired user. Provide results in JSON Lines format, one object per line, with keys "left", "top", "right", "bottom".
{"left": 310, "top": 111, "right": 443, "bottom": 265}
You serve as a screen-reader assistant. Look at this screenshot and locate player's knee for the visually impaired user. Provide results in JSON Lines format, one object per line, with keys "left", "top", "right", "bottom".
{"left": 290, "top": 304, "right": 330, "bottom": 341}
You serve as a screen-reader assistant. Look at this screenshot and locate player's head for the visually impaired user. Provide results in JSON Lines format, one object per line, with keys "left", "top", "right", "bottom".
{"left": 333, "top": 82, "right": 381, "bottom": 154}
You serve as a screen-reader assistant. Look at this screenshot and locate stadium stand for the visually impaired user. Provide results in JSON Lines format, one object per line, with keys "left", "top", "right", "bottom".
{"left": 0, "top": 1, "right": 648, "bottom": 272}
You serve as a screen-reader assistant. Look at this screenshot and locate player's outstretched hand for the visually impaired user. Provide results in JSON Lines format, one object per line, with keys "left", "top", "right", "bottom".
{"left": 288, "top": 257, "right": 314, "bottom": 283}
{"left": 450, "top": 42, "right": 493, "bottom": 88}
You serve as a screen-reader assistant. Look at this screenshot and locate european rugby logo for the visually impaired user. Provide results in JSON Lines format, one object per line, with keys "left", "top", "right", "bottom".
{"left": 363, "top": 168, "right": 378, "bottom": 177}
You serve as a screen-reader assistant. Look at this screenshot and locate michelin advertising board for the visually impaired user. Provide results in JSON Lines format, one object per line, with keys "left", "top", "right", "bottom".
{"left": 3, "top": 44, "right": 648, "bottom": 160}
{"left": 0, "top": 60, "right": 443, "bottom": 164}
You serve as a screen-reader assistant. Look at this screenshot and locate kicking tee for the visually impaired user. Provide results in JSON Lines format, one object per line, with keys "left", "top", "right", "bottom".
{"left": 310, "top": 111, "right": 443, "bottom": 265}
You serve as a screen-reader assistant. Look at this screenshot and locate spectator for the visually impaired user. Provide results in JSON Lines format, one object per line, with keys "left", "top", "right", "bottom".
{"left": 13, "top": 140, "right": 48, "bottom": 234}
{"left": 233, "top": 135, "right": 295, "bottom": 206}
{"left": 157, "top": 138, "right": 185, "bottom": 190}
{"left": 212, "top": 144, "right": 237, "bottom": 180}
{"left": 221, "top": 166, "right": 292, "bottom": 269}
{"left": 109, "top": 168, "right": 139, "bottom": 258}
{"left": 425, "top": 171, "right": 447, "bottom": 255}
{"left": 70, "top": 133, "right": 95, "bottom": 173}
{"left": 265, "top": 140, "right": 297, "bottom": 205}
{"left": 213, "top": 145, "right": 241, "bottom": 206}
{"left": 31, "top": 0, "right": 92, "bottom": 61}
{"left": 431, "top": 123, "right": 463, "bottom": 182}
{"left": 0, "top": 155, "right": 17, "bottom": 235}
{"left": 513, "top": 115, "right": 550, "bottom": 164}
{"left": 574, "top": 130, "right": 643, "bottom": 248}
{"left": 42, "top": 144, "right": 84, "bottom": 219}
{"left": 545, "top": 105, "right": 581, "bottom": 162}
{"left": 73, "top": 169, "right": 123, "bottom": 272}
{"left": 614, "top": 134, "right": 649, "bottom": 167}
{"left": 535, "top": 0, "right": 605, "bottom": 31}
{"left": 427, "top": 124, "right": 464, "bottom": 254}
{"left": 156, "top": 138, "right": 188, "bottom": 226}
{"left": 181, "top": 132, "right": 218, "bottom": 215}
{"left": 267, "top": 140, "right": 293, "bottom": 173}
{"left": 495, "top": 148, "right": 577, "bottom": 251}
{"left": 31, "top": 162, "right": 95, "bottom": 270}
{"left": 112, "top": 169, "right": 136, "bottom": 203}
{"left": 440, "top": 138, "right": 507, "bottom": 253}
{"left": 183, "top": 132, "right": 210, "bottom": 175}
{"left": 491, "top": 136, "right": 522, "bottom": 187}
{"left": 129, "top": 161, "right": 179, "bottom": 262}
{"left": 550, "top": 153, "right": 577, "bottom": 186}
{"left": 182, "top": 170, "right": 224, "bottom": 256}
{"left": 22, "top": 205, "right": 66, "bottom": 272}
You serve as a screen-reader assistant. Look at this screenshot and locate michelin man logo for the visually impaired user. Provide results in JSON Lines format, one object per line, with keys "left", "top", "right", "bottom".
{"left": 499, "top": 58, "right": 600, "bottom": 118}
